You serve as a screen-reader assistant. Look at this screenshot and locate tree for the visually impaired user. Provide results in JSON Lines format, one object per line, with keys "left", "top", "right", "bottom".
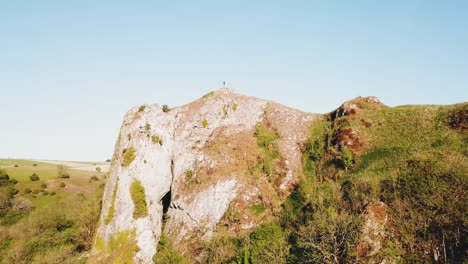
{"left": 295, "top": 208, "right": 361, "bottom": 264}
{"left": 162, "top": 104, "right": 170, "bottom": 113}
{"left": 339, "top": 147, "right": 354, "bottom": 172}
{"left": 29, "top": 173, "right": 40, "bottom": 181}
{"left": 57, "top": 165, "right": 70, "bottom": 178}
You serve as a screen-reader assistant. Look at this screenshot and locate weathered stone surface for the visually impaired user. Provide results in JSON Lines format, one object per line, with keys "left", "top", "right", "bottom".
{"left": 91, "top": 88, "right": 319, "bottom": 263}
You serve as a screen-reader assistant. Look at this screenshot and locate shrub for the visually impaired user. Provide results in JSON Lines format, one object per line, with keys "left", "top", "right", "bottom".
{"left": 151, "top": 135, "right": 163, "bottom": 145}
{"left": 24, "top": 188, "right": 32, "bottom": 194}
{"left": 294, "top": 208, "right": 362, "bottom": 263}
{"left": 138, "top": 105, "right": 146, "bottom": 112}
{"left": 339, "top": 147, "right": 354, "bottom": 172}
{"left": 249, "top": 204, "right": 266, "bottom": 216}
{"left": 105, "top": 182, "right": 118, "bottom": 225}
{"left": 130, "top": 180, "right": 148, "bottom": 219}
{"left": 253, "top": 125, "right": 281, "bottom": 180}
{"left": 33, "top": 164, "right": 38, "bottom": 167}
{"left": 14, "top": 164, "right": 18, "bottom": 168}
{"left": 40, "top": 183, "right": 47, "bottom": 189}
{"left": 90, "top": 175, "right": 99, "bottom": 181}
{"left": 57, "top": 165, "right": 70, "bottom": 178}
{"left": 59, "top": 182, "right": 66, "bottom": 188}
{"left": 379, "top": 159, "right": 467, "bottom": 261}
{"left": 30, "top": 173, "right": 40, "bottom": 181}
{"left": 153, "top": 234, "right": 190, "bottom": 264}
{"left": 0, "top": 169, "right": 10, "bottom": 185}
{"left": 0, "top": 170, "right": 17, "bottom": 186}
{"left": 237, "top": 222, "right": 289, "bottom": 264}
{"left": 162, "top": 104, "right": 170, "bottom": 113}
{"left": 202, "top": 91, "right": 215, "bottom": 99}
{"left": 95, "top": 167, "right": 101, "bottom": 173}
{"left": 7, "top": 187, "right": 19, "bottom": 198}
{"left": 105, "top": 159, "right": 111, "bottom": 162}
{"left": 205, "top": 235, "right": 240, "bottom": 264}
{"left": 202, "top": 119, "right": 209, "bottom": 128}
{"left": 121, "top": 147, "right": 136, "bottom": 167}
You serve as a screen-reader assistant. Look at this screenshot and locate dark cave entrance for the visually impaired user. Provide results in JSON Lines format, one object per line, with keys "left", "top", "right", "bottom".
{"left": 161, "top": 190, "right": 171, "bottom": 214}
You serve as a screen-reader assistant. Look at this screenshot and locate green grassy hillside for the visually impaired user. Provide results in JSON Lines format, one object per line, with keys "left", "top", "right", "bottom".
{"left": 2, "top": 100, "right": 467, "bottom": 264}
{"left": 0, "top": 160, "right": 106, "bottom": 264}
{"left": 193, "top": 100, "right": 467, "bottom": 264}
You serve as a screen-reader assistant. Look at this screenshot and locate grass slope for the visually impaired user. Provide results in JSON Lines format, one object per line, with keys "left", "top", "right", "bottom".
{"left": 0, "top": 159, "right": 106, "bottom": 264}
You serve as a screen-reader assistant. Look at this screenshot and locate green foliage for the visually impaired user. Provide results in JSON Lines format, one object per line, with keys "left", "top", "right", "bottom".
{"left": 202, "top": 119, "right": 209, "bottom": 128}
{"left": 293, "top": 208, "right": 361, "bottom": 263}
{"left": 153, "top": 234, "right": 190, "bottom": 264}
{"left": 253, "top": 125, "right": 281, "bottom": 181}
{"left": 105, "top": 182, "right": 118, "bottom": 225}
{"left": 130, "top": 180, "right": 148, "bottom": 219}
{"left": 121, "top": 147, "right": 136, "bottom": 167}
{"left": 232, "top": 103, "right": 238, "bottom": 111}
{"left": 95, "top": 235, "right": 105, "bottom": 252}
{"left": 57, "top": 164, "right": 70, "bottom": 179}
{"left": 162, "top": 104, "right": 170, "bottom": 113}
{"left": 248, "top": 204, "right": 266, "bottom": 216}
{"left": 202, "top": 91, "right": 215, "bottom": 99}
{"left": 30, "top": 173, "right": 40, "bottom": 181}
{"left": 339, "top": 147, "right": 354, "bottom": 172}
{"left": 40, "top": 183, "right": 47, "bottom": 189}
{"left": 59, "top": 182, "right": 66, "bottom": 188}
{"left": 237, "top": 222, "right": 289, "bottom": 264}
{"left": 90, "top": 175, "right": 99, "bottom": 181}
{"left": 94, "top": 229, "right": 137, "bottom": 263}
{"left": 108, "top": 229, "right": 136, "bottom": 252}
{"left": 95, "top": 167, "right": 101, "bottom": 173}
{"left": 138, "top": 105, "right": 146, "bottom": 112}
{"left": 204, "top": 234, "right": 240, "bottom": 263}
{"left": 379, "top": 158, "right": 467, "bottom": 261}
{"left": 152, "top": 135, "right": 163, "bottom": 145}
{"left": 284, "top": 103, "right": 468, "bottom": 262}
{"left": 1, "top": 188, "right": 103, "bottom": 263}
{"left": 0, "top": 169, "right": 10, "bottom": 185}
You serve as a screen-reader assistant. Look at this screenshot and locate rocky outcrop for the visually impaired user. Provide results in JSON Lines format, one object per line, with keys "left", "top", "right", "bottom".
{"left": 356, "top": 200, "right": 389, "bottom": 263}
{"left": 90, "top": 89, "right": 319, "bottom": 263}
{"left": 330, "top": 96, "right": 387, "bottom": 121}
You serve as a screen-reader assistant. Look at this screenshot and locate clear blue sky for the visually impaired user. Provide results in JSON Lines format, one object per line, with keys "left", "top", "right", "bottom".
{"left": 1, "top": 1, "right": 467, "bottom": 161}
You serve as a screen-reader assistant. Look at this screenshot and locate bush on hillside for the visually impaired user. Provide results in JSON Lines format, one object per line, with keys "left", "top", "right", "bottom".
{"left": 130, "top": 180, "right": 148, "bottom": 219}
{"left": 29, "top": 173, "right": 40, "bottom": 181}
{"left": 57, "top": 165, "right": 70, "bottom": 178}
{"left": 121, "top": 147, "right": 136, "bottom": 167}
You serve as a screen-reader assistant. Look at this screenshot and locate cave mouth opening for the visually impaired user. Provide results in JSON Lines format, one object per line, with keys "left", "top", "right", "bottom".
{"left": 161, "top": 190, "right": 171, "bottom": 214}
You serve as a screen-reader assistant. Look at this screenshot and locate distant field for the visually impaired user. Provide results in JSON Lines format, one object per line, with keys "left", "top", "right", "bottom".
{"left": 0, "top": 158, "right": 108, "bottom": 208}
{"left": 0, "top": 159, "right": 106, "bottom": 262}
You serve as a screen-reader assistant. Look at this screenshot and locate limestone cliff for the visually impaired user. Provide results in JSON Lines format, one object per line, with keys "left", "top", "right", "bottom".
{"left": 90, "top": 89, "right": 319, "bottom": 263}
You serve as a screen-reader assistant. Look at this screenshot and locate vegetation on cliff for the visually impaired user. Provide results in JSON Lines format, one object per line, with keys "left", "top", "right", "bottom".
{"left": 167, "top": 100, "right": 467, "bottom": 263}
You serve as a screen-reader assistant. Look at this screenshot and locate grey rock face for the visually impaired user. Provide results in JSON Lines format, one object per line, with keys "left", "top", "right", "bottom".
{"left": 91, "top": 89, "right": 318, "bottom": 263}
